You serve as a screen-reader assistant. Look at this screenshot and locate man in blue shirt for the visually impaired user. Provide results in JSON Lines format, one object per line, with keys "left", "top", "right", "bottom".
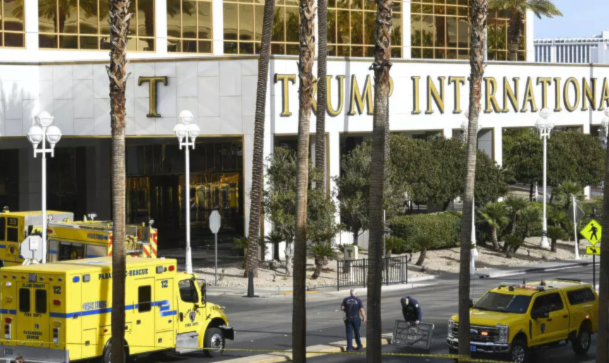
{"left": 400, "top": 296, "right": 422, "bottom": 325}
{"left": 341, "top": 289, "right": 367, "bottom": 352}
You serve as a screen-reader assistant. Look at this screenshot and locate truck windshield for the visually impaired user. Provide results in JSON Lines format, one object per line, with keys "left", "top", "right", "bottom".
{"left": 474, "top": 292, "right": 532, "bottom": 314}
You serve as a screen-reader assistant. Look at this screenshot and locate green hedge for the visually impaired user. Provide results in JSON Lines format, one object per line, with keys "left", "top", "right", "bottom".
{"left": 389, "top": 212, "right": 462, "bottom": 253}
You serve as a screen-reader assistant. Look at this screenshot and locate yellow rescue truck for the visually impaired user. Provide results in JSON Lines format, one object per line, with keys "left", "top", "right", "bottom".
{"left": 47, "top": 219, "right": 158, "bottom": 262}
{"left": 0, "top": 257, "right": 234, "bottom": 363}
{"left": 0, "top": 210, "right": 74, "bottom": 267}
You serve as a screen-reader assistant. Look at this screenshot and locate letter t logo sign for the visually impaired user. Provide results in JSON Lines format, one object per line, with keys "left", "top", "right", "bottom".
{"left": 138, "top": 76, "right": 168, "bottom": 117}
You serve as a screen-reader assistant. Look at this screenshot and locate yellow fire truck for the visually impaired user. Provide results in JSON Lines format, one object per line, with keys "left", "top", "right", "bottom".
{"left": 0, "top": 210, "right": 74, "bottom": 267}
{"left": 47, "top": 219, "right": 158, "bottom": 262}
{"left": 0, "top": 257, "right": 234, "bottom": 363}
{"left": 0, "top": 208, "right": 158, "bottom": 266}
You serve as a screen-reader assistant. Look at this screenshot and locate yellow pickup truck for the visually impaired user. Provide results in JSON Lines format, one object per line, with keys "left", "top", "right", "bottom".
{"left": 447, "top": 279, "right": 598, "bottom": 363}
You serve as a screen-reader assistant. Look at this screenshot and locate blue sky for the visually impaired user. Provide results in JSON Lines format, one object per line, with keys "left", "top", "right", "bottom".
{"left": 534, "top": 0, "right": 609, "bottom": 39}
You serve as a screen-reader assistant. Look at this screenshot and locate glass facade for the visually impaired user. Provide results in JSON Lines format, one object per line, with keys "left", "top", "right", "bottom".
{"left": 126, "top": 138, "right": 244, "bottom": 248}
{"left": 167, "top": 0, "right": 213, "bottom": 53}
{"left": 38, "top": 0, "right": 155, "bottom": 51}
{"left": 0, "top": 0, "right": 25, "bottom": 47}
{"left": 224, "top": 0, "right": 302, "bottom": 55}
{"left": 328, "top": 0, "right": 402, "bottom": 58}
{"left": 487, "top": 10, "right": 526, "bottom": 61}
{"left": 411, "top": 0, "right": 526, "bottom": 60}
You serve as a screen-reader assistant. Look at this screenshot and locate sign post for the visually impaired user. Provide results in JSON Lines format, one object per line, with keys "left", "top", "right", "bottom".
{"left": 209, "top": 210, "right": 221, "bottom": 286}
{"left": 581, "top": 219, "right": 602, "bottom": 290}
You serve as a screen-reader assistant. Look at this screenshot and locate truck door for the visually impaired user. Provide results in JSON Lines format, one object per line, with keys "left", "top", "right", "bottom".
{"left": 545, "top": 292, "right": 570, "bottom": 342}
{"left": 177, "top": 278, "right": 204, "bottom": 334}
{"left": 16, "top": 280, "right": 49, "bottom": 348}
{"left": 155, "top": 276, "right": 175, "bottom": 349}
{"left": 0, "top": 216, "right": 6, "bottom": 263}
{"left": 6, "top": 217, "right": 22, "bottom": 264}
{"left": 131, "top": 277, "right": 155, "bottom": 355}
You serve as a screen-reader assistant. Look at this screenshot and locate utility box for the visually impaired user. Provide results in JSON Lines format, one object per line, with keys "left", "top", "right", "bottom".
{"left": 344, "top": 245, "right": 358, "bottom": 260}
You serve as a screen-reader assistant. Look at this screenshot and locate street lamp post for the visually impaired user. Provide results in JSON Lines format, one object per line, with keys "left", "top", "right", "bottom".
{"left": 536, "top": 108, "right": 554, "bottom": 250}
{"left": 27, "top": 112, "right": 62, "bottom": 263}
{"left": 462, "top": 111, "right": 482, "bottom": 275}
{"left": 173, "top": 110, "right": 201, "bottom": 274}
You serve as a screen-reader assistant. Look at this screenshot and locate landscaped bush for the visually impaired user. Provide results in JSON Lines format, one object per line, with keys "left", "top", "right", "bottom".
{"left": 390, "top": 211, "right": 462, "bottom": 253}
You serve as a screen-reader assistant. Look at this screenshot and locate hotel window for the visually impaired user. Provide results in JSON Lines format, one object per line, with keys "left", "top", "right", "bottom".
{"left": 38, "top": 0, "right": 155, "bottom": 51}
{"left": 224, "top": 0, "right": 300, "bottom": 55}
{"left": 487, "top": 10, "right": 526, "bottom": 61}
{"left": 0, "top": 0, "right": 25, "bottom": 48}
{"left": 328, "top": 0, "right": 402, "bottom": 57}
{"left": 411, "top": 0, "right": 525, "bottom": 61}
{"left": 167, "top": 0, "right": 213, "bottom": 53}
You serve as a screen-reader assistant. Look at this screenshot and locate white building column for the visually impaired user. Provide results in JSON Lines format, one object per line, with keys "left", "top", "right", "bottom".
{"left": 494, "top": 126, "right": 503, "bottom": 167}
{"left": 213, "top": 0, "right": 225, "bottom": 55}
{"left": 443, "top": 127, "right": 453, "bottom": 139}
{"left": 24, "top": 0, "right": 39, "bottom": 51}
{"left": 402, "top": 0, "right": 411, "bottom": 59}
{"left": 525, "top": 9, "right": 534, "bottom": 62}
{"left": 155, "top": 0, "right": 168, "bottom": 55}
{"left": 328, "top": 131, "right": 343, "bottom": 245}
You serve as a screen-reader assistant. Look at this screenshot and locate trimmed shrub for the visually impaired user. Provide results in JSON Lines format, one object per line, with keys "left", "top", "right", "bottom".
{"left": 390, "top": 211, "right": 462, "bottom": 253}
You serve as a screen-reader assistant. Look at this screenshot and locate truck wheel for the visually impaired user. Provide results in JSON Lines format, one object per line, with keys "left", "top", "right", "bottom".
{"left": 509, "top": 339, "right": 530, "bottom": 363}
{"left": 573, "top": 325, "right": 592, "bottom": 355}
{"left": 203, "top": 328, "right": 225, "bottom": 357}
{"left": 102, "top": 343, "right": 128, "bottom": 363}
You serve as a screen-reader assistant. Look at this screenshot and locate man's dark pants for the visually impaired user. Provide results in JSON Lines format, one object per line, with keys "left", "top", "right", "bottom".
{"left": 345, "top": 317, "right": 362, "bottom": 351}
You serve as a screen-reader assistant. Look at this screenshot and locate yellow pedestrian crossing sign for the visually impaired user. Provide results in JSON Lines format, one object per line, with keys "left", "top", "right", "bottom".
{"left": 587, "top": 247, "right": 600, "bottom": 255}
{"left": 580, "top": 219, "right": 602, "bottom": 246}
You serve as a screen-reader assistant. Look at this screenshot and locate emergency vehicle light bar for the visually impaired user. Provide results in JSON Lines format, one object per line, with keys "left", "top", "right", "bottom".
{"left": 498, "top": 282, "right": 545, "bottom": 291}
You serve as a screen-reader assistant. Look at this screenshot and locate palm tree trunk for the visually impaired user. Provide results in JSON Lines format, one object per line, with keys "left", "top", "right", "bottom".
{"left": 507, "top": 8, "right": 523, "bottom": 61}
{"left": 315, "top": 0, "right": 328, "bottom": 184}
{"left": 415, "top": 248, "right": 427, "bottom": 266}
{"left": 285, "top": 242, "right": 293, "bottom": 276}
{"left": 491, "top": 227, "right": 499, "bottom": 250}
{"left": 597, "top": 134, "right": 609, "bottom": 363}
{"left": 244, "top": 0, "right": 276, "bottom": 278}
{"left": 366, "top": 0, "right": 393, "bottom": 360}
{"left": 529, "top": 182, "right": 534, "bottom": 201}
{"left": 459, "top": 0, "right": 487, "bottom": 360}
{"left": 107, "top": 0, "right": 131, "bottom": 362}
{"left": 353, "top": 231, "right": 359, "bottom": 246}
{"left": 292, "top": 0, "right": 315, "bottom": 360}
{"left": 312, "top": 258, "right": 323, "bottom": 279}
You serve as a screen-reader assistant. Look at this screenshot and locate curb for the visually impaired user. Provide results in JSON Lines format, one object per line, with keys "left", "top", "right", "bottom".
{"left": 477, "top": 259, "right": 599, "bottom": 279}
{"left": 218, "top": 335, "right": 392, "bottom": 363}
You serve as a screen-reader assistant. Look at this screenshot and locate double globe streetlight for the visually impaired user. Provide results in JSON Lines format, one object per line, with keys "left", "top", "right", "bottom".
{"left": 173, "top": 110, "right": 201, "bottom": 274}
{"left": 462, "top": 110, "right": 482, "bottom": 275}
{"left": 27, "top": 111, "right": 62, "bottom": 263}
{"left": 535, "top": 108, "right": 554, "bottom": 250}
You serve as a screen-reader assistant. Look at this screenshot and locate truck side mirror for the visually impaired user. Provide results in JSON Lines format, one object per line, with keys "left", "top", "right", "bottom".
{"left": 532, "top": 306, "right": 549, "bottom": 320}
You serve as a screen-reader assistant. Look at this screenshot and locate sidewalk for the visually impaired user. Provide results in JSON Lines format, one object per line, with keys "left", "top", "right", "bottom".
{"left": 205, "top": 256, "right": 598, "bottom": 298}
{"left": 473, "top": 256, "right": 597, "bottom": 279}
{"left": 217, "top": 334, "right": 392, "bottom": 363}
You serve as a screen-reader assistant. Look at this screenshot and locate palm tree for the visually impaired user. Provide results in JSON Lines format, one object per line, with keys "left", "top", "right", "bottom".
{"left": 315, "top": 0, "right": 328, "bottom": 184}
{"left": 552, "top": 180, "right": 583, "bottom": 210}
{"left": 458, "top": 0, "right": 488, "bottom": 359}
{"left": 366, "top": 0, "right": 393, "bottom": 360}
{"left": 309, "top": 242, "right": 336, "bottom": 279}
{"left": 488, "top": 0, "right": 562, "bottom": 61}
{"left": 107, "top": 0, "right": 130, "bottom": 362}
{"left": 245, "top": 0, "right": 277, "bottom": 278}
{"left": 547, "top": 226, "right": 565, "bottom": 253}
{"left": 504, "top": 195, "right": 529, "bottom": 251}
{"left": 292, "top": 0, "right": 316, "bottom": 360}
{"left": 478, "top": 202, "right": 508, "bottom": 250}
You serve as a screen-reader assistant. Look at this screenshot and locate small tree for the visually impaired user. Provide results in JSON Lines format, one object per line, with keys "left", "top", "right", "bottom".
{"left": 547, "top": 226, "right": 566, "bottom": 253}
{"left": 504, "top": 196, "right": 529, "bottom": 251}
{"left": 504, "top": 234, "right": 524, "bottom": 258}
{"left": 308, "top": 242, "right": 337, "bottom": 279}
{"left": 552, "top": 181, "right": 584, "bottom": 210}
{"left": 478, "top": 202, "right": 508, "bottom": 250}
{"left": 411, "top": 230, "right": 435, "bottom": 266}
{"left": 264, "top": 148, "right": 338, "bottom": 276}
